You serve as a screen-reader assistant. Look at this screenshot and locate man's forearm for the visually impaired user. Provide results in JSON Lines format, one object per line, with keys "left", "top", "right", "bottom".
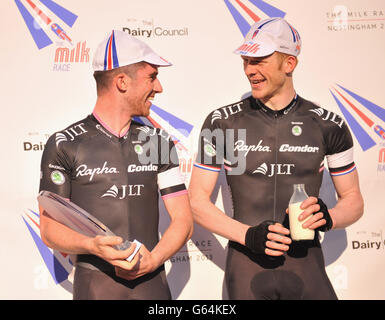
{"left": 151, "top": 216, "right": 192, "bottom": 267}
{"left": 329, "top": 190, "right": 364, "bottom": 229}
{"left": 39, "top": 209, "right": 93, "bottom": 255}
{"left": 151, "top": 195, "right": 193, "bottom": 267}
{"left": 40, "top": 209, "right": 139, "bottom": 270}
{"left": 190, "top": 197, "right": 249, "bottom": 245}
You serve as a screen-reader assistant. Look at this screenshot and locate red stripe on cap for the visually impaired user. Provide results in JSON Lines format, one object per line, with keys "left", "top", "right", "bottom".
{"left": 107, "top": 33, "right": 113, "bottom": 70}
{"left": 287, "top": 22, "right": 300, "bottom": 42}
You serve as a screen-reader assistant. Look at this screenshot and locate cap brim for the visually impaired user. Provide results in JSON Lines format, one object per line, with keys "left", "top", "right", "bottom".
{"left": 143, "top": 52, "right": 172, "bottom": 67}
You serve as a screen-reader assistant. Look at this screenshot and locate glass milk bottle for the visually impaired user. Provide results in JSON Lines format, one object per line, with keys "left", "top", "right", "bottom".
{"left": 288, "top": 184, "right": 315, "bottom": 240}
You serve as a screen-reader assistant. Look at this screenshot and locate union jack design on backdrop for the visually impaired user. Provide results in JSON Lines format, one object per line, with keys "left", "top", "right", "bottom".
{"left": 134, "top": 104, "right": 194, "bottom": 154}
{"left": 21, "top": 209, "right": 73, "bottom": 287}
{"left": 224, "top": 0, "right": 286, "bottom": 36}
{"left": 14, "top": 0, "right": 78, "bottom": 50}
{"left": 134, "top": 104, "right": 196, "bottom": 175}
{"left": 330, "top": 84, "right": 385, "bottom": 152}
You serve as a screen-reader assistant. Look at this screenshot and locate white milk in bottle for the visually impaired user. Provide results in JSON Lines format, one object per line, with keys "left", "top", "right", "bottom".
{"left": 288, "top": 184, "right": 315, "bottom": 240}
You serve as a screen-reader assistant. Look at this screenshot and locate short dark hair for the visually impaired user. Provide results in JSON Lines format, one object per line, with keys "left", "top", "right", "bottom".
{"left": 93, "top": 61, "right": 147, "bottom": 95}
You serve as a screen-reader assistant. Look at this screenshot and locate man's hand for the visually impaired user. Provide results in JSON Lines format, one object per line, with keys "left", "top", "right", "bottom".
{"left": 114, "top": 244, "right": 159, "bottom": 281}
{"left": 89, "top": 235, "right": 140, "bottom": 268}
{"left": 245, "top": 220, "right": 292, "bottom": 256}
{"left": 265, "top": 223, "right": 292, "bottom": 256}
{"left": 294, "top": 197, "right": 334, "bottom": 231}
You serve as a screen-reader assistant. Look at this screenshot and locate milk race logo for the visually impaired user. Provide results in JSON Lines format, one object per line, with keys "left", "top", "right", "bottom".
{"left": 224, "top": 0, "right": 286, "bottom": 36}
{"left": 14, "top": 0, "right": 90, "bottom": 71}
{"left": 326, "top": 5, "right": 385, "bottom": 32}
{"left": 330, "top": 84, "right": 385, "bottom": 172}
{"left": 21, "top": 209, "right": 74, "bottom": 291}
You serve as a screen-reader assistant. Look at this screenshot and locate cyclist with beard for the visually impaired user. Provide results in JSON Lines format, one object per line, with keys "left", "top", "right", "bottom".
{"left": 39, "top": 30, "right": 193, "bottom": 300}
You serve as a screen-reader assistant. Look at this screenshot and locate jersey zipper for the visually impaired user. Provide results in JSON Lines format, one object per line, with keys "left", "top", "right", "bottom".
{"left": 273, "top": 112, "right": 278, "bottom": 221}
{"left": 123, "top": 131, "right": 132, "bottom": 240}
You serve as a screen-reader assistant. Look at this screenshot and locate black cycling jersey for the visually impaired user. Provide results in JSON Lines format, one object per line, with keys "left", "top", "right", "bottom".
{"left": 195, "top": 95, "right": 355, "bottom": 300}
{"left": 40, "top": 113, "right": 187, "bottom": 299}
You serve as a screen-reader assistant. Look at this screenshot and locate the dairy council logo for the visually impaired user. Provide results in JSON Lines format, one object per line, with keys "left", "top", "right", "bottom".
{"left": 14, "top": 0, "right": 78, "bottom": 50}
{"left": 224, "top": 0, "right": 286, "bottom": 36}
{"left": 123, "top": 18, "right": 188, "bottom": 38}
{"left": 22, "top": 209, "right": 73, "bottom": 289}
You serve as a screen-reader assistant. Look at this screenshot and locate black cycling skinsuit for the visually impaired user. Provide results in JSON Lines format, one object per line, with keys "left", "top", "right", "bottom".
{"left": 195, "top": 95, "right": 356, "bottom": 300}
{"left": 40, "top": 113, "right": 187, "bottom": 299}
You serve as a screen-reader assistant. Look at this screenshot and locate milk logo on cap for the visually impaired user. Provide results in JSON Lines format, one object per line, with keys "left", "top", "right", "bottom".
{"left": 234, "top": 17, "right": 302, "bottom": 57}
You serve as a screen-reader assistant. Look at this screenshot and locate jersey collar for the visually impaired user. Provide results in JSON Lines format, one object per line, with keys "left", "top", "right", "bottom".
{"left": 253, "top": 94, "right": 299, "bottom": 118}
{"left": 92, "top": 112, "right": 130, "bottom": 139}
{"left": 90, "top": 113, "right": 130, "bottom": 142}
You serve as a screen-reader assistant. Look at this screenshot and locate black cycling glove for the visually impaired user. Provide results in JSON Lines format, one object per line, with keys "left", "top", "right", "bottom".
{"left": 315, "top": 198, "right": 333, "bottom": 232}
{"left": 245, "top": 220, "right": 275, "bottom": 254}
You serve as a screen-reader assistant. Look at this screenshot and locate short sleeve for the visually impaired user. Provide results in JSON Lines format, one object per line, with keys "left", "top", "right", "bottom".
{"left": 194, "top": 110, "right": 225, "bottom": 173}
{"left": 157, "top": 135, "right": 187, "bottom": 199}
{"left": 39, "top": 133, "right": 72, "bottom": 198}
{"left": 324, "top": 115, "right": 356, "bottom": 176}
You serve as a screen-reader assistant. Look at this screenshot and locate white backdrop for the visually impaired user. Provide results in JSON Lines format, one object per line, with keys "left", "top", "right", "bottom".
{"left": 1, "top": 0, "right": 384, "bottom": 300}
